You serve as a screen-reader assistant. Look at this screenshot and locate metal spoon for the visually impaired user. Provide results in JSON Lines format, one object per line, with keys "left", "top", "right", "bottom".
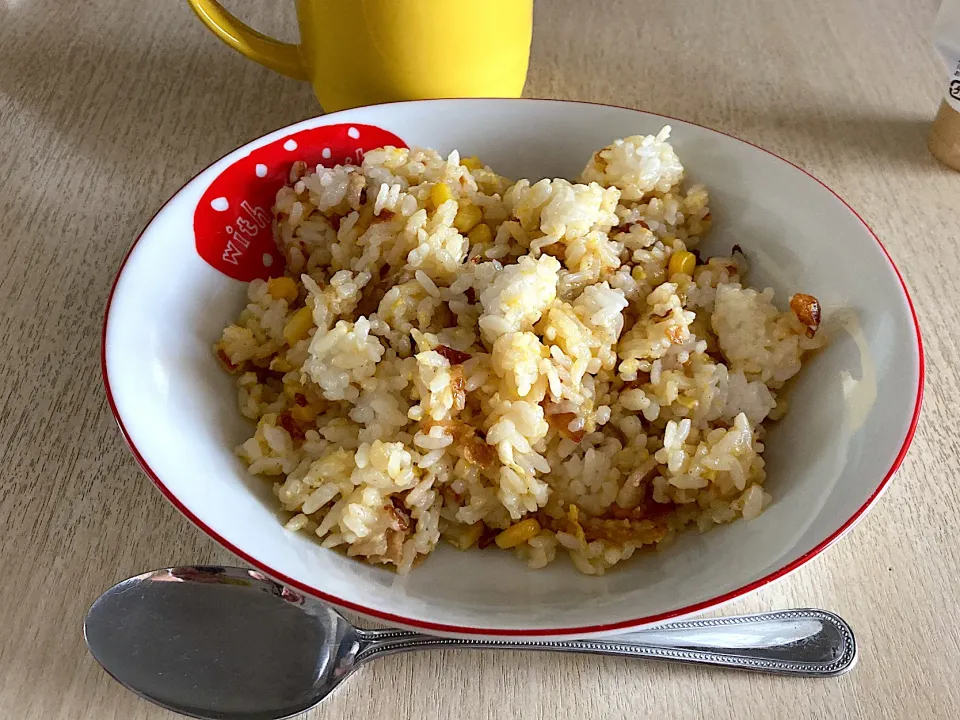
{"left": 84, "top": 566, "right": 856, "bottom": 720}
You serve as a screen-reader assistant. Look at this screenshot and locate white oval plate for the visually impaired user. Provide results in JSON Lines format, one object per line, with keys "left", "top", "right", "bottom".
{"left": 103, "top": 99, "right": 923, "bottom": 639}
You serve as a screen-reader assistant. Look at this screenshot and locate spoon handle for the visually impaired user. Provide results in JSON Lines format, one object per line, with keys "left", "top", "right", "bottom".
{"left": 353, "top": 609, "right": 856, "bottom": 677}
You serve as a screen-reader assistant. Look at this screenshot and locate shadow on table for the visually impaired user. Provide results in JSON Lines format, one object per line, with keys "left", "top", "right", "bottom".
{"left": 733, "top": 109, "right": 940, "bottom": 170}
{"left": 0, "top": 4, "right": 318, "bottom": 188}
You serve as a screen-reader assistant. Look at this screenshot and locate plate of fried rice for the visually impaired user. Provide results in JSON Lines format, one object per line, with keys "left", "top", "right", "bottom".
{"left": 103, "top": 99, "right": 922, "bottom": 637}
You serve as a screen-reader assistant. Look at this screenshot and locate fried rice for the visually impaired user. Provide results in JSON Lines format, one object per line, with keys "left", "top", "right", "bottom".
{"left": 215, "top": 127, "right": 824, "bottom": 575}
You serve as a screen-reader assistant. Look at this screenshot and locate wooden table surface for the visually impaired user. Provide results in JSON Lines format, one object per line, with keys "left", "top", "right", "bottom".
{"left": 2, "top": 0, "right": 958, "bottom": 717}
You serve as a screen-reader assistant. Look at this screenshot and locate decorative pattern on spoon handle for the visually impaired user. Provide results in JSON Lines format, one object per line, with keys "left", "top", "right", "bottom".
{"left": 354, "top": 609, "right": 856, "bottom": 677}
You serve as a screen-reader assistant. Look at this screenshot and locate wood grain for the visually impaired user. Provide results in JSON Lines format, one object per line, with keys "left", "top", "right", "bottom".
{"left": 1, "top": 0, "right": 958, "bottom": 718}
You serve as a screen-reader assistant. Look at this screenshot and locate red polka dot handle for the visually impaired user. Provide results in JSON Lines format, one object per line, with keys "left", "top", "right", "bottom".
{"left": 194, "top": 123, "right": 407, "bottom": 281}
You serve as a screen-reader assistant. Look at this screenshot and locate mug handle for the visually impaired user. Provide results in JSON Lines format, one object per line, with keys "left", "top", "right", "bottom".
{"left": 186, "top": 0, "right": 309, "bottom": 81}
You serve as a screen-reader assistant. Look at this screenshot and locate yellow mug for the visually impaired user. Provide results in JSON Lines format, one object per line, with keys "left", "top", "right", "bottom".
{"left": 186, "top": 0, "right": 534, "bottom": 112}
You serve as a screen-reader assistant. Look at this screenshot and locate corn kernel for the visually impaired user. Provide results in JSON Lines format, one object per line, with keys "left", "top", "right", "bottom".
{"left": 467, "top": 223, "right": 493, "bottom": 246}
{"left": 267, "top": 276, "right": 298, "bottom": 303}
{"left": 448, "top": 522, "right": 484, "bottom": 550}
{"left": 567, "top": 504, "right": 586, "bottom": 546}
{"left": 290, "top": 404, "right": 319, "bottom": 424}
{"left": 495, "top": 518, "right": 541, "bottom": 549}
{"left": 283, "top": 378, "right": 303, "bottom": 400}
{"left": 283, "top": 306, "right": 314, "bottom": 346}
{"left": 453, "top": 203, "right": 483, "bottom": 234}
{"left": 460, "top": 155, "right": 484, "bottom": 171}
{"left": 668, "top": 250, "right": 696, "bottom": 277}
{"left": 676, "top": 395, "right": 698, "bottom": 410}
{"left": 269, "top": 353, "right": 294, "bottom": 372}
{"left": 429, "top": 182, "right": 453, "bottom": 211}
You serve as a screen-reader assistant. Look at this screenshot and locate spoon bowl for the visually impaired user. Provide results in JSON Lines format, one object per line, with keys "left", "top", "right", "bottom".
{"left": 84, "top": 566, "right": 359, "bottom": 720}
{"left": 85, "top": 566, "right": 857, "bottom": 720}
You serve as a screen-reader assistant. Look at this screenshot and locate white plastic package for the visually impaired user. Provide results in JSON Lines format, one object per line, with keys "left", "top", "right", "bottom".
{"left": 931, "top": 0, "right": 960, "bottom": 169}
{"left": 934, "top": 0, "right": 960, "bottom": 111}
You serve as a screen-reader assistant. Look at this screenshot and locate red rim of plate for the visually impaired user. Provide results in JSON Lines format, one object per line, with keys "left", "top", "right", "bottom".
{"left": 101, "top": 99, "right": 925, "bottom": 637}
